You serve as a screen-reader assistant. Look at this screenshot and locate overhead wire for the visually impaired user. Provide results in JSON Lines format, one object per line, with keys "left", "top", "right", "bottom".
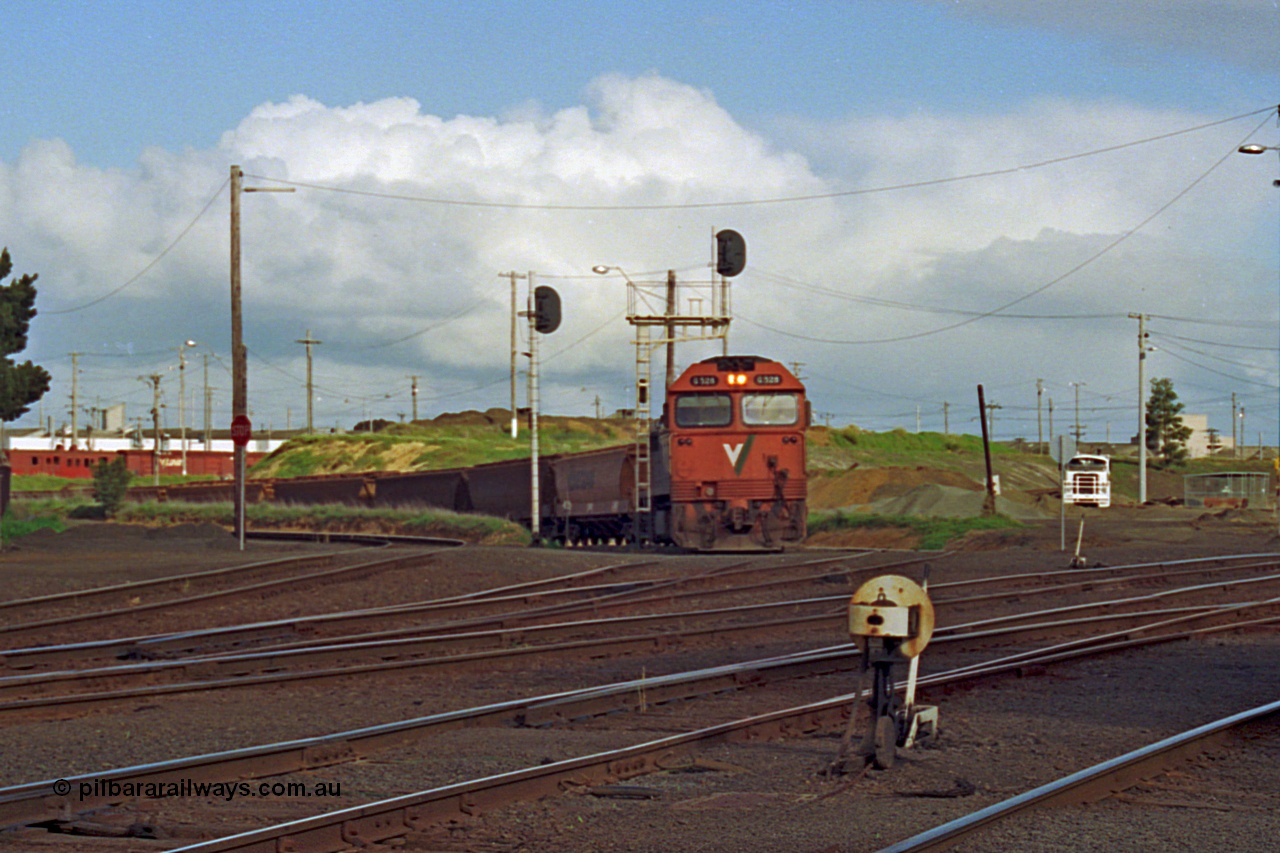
{"left": 45, "top": 176, "right": 230, "bottom": 315}
{"left": 242, "top": 106, "right": 1277, "bottom": 211}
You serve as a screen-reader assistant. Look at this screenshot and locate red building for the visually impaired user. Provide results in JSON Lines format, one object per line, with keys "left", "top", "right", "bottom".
{"left": 9, "top": 448, "right": 269, "bottom": 480}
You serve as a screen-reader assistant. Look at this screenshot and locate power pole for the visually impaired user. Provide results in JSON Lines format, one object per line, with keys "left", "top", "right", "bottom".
{"left": 178, "top": 341, "right": 195, "bottom": 476}
{"left": 203, "top": 354, "right": 212, "bottom": 447}
{"left": 943, "top": 401, "right": 949, "bottom": 435}
{"left": 1070, "top": 381, "right": 1087, "bottom": 441}
{"left": 501, "top": 271, "right": 526, "bottom": 438}
{"left": 1048, "top": 397, "right": 1054, "bottom": 446}
{"left": 231, "top": 165, "right": 293, "bottom": 549}
{"left": 1036, "top": 378, "right": 1044, "bottom": 454}
{"left": 408, "top": 375, "right": 419, "bottom": 422}
{"left": 69, "top": 352, "right": 79, "bottom": 449}
{"left": 985, "top": 401, "right": 1002, "bottom": 438}
{"left": 665, "top": 269, "right": 677, "bottom": 390}
{"left": 1138, "top": 317, "right": 1150, "bottom": 499}
{"left": 1232, "top": 392, "right": 1239, "bottom": 459}
{"left": 141, "top": 374, "right": 162, "bottom": 486}
{"left": 295, "top": 330, "right": 322, "bottom": 433}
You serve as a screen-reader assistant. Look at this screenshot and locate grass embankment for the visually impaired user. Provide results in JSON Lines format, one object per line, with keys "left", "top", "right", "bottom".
{"left": 252, "top": 410, "right": 634, "bottom": 478}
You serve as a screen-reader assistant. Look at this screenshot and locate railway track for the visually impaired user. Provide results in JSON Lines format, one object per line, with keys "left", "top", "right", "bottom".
{"left": 125, "top": 607, "right": 1280, "bottom": 852}
{"left": 4, "top": 586, "right": 1278, "bottom": 837}
{"left": 876, "top": 698, "right": 1280, "bottom": 852}
{"left": 5, "top": 534, "right": 1279, "bottom": 851}
{"left": 4, "top": 555, "right": 1280, "bottom": 719}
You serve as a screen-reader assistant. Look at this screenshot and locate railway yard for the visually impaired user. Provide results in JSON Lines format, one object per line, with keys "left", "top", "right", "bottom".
{"left": 0, "top": 510, "right": 1278, "bottom": 852}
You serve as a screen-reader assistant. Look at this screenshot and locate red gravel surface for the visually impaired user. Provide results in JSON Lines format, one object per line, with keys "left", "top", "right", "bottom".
{"left": 0, "top": 513, "right": 1277, "bottom": 852}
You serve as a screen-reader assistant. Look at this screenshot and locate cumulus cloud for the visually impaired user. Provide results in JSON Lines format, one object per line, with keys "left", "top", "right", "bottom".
{"left": 3, "top": 74, "right": 1275, "bottom": 440}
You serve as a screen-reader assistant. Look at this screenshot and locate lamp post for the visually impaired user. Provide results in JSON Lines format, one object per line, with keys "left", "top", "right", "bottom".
{"left": 178, "top": 340, "right": 197, "bottom": 476}
{"left": 1237, "top": 135, "right": 1279, "bottom": 525}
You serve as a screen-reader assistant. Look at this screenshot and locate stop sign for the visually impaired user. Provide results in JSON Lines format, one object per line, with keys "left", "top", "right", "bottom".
{"left": 230, "top": 414, "right": 252, "bottom": 447}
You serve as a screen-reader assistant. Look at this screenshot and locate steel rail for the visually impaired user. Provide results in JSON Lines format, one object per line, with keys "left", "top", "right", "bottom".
{"left": 158, "top": 610, "right": 1280, "bottom": 853}
{"left": 0, "top": 548, "right": 455, "bottom": 644}
{"left": 0, "top": 558, "right": 665, "bottom": 670}
{"left": 12, "top": 561, "right": 1280, "bottom": 695}
{"left": 0, "top": 553, "right": 346, "bottom": 617}
{"left": 874, "top": 698, "right": 1280, "bottom": 853}
{"left": 8, "top": 548, "right": 1259, "bottom": 673}
{"left": 7, "top": 572, "right": 1280, "bottom": 713}
{"left": 118, "top": 552, "right": 1280, "bottom": 664}
{"left": 0, "top": 551, "right": 921, "bottom": 670}
{"left": 6, "top": 595, "right": 1278, "bottom": 833}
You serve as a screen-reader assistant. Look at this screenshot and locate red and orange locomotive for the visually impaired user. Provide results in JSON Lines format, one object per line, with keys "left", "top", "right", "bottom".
{"left": 660, "top": 355, "right": 808, "bottom": 550}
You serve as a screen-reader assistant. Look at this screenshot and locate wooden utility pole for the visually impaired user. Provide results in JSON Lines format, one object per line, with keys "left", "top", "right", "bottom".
{"left": 230, "top": 165, "right": 245, "bottom": 545}
{"left": 501, "top": 271, "right": 526, "bottom": 438}
{"left": 142, "top": 374, "right": 162, "bottom": 486}
{"left": 69, "top": 352, "right": 79, "bottom": 449}
{"left": 295, "top": 330, "right": 322, "bottom": 432}
{"left": 231, "top": 165, "right": 293, "bottom": 549}
{"left": 408, "top": 375, "right": 419, "bottom": 422}
{"left": 665, "top": 269, "right": 677, "bottom": 389}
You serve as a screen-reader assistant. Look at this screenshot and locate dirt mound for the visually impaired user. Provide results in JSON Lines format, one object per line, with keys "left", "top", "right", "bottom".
{"left": 809, "top": 466, "right": 982, "bottom": 509}
{"left": 867, "top": 484, "right": 1048, "bottom": 520}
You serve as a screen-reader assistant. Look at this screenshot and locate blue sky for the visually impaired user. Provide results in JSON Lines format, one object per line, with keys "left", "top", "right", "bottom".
{"left": 2, "top": 1, "right": 1279, "bottom": 444}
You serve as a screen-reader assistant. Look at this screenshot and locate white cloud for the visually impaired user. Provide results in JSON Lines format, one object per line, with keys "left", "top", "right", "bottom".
{"left": 3, "top": 74, "right": 1275, "bottom": 441}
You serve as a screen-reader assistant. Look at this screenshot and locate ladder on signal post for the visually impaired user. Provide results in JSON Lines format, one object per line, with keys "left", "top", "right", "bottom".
{"left": 633, "top": 325, "right": 653, "bottom": 544}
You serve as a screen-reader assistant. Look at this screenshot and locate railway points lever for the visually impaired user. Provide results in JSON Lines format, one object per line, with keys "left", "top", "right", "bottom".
{"left": 833, "top": 573, "right": 938, "bottom": 771}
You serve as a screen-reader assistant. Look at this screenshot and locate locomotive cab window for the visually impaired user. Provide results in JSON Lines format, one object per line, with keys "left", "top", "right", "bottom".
{"left": 741, "top": 393, "right": 800, "bottom": 426}
{"left": 675, "top": 393, "right": 733, "bottom": 428}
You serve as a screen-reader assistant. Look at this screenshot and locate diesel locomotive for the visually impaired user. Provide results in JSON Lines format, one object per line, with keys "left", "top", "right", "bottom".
{"left": 140, "top": 355, "right": 808, "bottom": 551}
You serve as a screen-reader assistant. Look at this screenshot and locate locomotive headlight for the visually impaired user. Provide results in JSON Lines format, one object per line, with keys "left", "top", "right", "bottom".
{"left": 703, "top": 484, "right": 716, "bottom": 497}
{"left": 726, "top": 373, "right": 748, "bottom": 386}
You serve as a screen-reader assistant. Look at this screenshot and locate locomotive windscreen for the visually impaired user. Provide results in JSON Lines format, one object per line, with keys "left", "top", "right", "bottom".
{"left": 675, "top": 393, "right": 733, "bottom": 427}
{"left": 742, "top": 393, "right": 800, "bottom": 426}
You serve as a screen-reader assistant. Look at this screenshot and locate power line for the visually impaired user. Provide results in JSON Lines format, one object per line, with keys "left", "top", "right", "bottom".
{"left": 240, "top": 106, "right": 1277, "bottom": 211}
{"left": 45, "top": 177, "right": 230, "bottom": 315}
{"left": 736, "top": 113, "right": 1275, "bottom": 346}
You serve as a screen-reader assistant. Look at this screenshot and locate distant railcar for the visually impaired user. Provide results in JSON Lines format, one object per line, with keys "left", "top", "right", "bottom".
{"left": 366, "top": 469, "right": 468, "bottom": 511}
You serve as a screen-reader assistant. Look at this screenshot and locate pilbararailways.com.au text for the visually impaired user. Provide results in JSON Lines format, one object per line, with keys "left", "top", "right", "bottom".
{"left": 55, "top": 778, "right": 341, "bottom": 802}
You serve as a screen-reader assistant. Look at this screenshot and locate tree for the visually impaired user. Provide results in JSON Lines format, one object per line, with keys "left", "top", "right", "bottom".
{"left": 1146, "top": 377, "right": 1192, "bottom": 466}
{"left": 0, "top": 248, "right": 51, "bottom": 422}
{"left": 92, "top": 456, "right": 131, "bottom": 517}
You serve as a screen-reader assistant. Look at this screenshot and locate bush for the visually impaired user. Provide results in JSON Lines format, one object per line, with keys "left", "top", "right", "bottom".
{"left": 92, "top": 456, "right": 131, "bottom": 517}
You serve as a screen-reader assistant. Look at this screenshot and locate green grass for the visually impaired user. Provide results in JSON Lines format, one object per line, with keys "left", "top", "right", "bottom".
{"left": 114, "top": 501, "right": 530, "bottom": 545}
{"left": 253, "top": 416, "right": 634, "bottom": 479}
{"left": 808, "top": 509, "right": 1023, "bottom": 550}
{"left": 0, "top": 514, "right": 65, "bottom": 539}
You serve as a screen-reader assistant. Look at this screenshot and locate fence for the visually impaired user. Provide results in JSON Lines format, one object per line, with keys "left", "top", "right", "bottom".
{"left": 1183, "top": 472, "right": 1273, "bottom": 509}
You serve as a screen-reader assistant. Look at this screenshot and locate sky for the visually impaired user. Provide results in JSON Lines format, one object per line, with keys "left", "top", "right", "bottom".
{"left": 2, "top": 0, "right": 1279, "bottom": 446}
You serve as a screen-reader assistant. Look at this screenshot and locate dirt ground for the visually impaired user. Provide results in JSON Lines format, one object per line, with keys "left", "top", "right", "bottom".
{"left": 0, "top": 510, "right": 1278, "bottom": 852}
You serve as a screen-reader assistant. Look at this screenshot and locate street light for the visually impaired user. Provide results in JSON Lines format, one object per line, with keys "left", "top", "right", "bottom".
{"left": 1236, "top": 132, "right": 1279, "bottom": 528}
{"left": 178, "top": 340, "right": 197, "bottom": 476}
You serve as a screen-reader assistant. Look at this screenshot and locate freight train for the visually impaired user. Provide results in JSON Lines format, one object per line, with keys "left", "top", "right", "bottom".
{"left": 140, "top": 356, "right": 808, "bottom": 551}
